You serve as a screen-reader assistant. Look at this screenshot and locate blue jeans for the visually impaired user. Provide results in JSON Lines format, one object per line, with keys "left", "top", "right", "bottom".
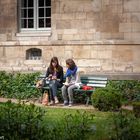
{"left": 49, "top": 80, "right": 62, "bottom": 101}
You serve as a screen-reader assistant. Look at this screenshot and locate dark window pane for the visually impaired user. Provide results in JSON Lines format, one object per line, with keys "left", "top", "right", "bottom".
{"left": 39, "top": 8, "right": 44, "bottom": 17}
{"left": 45, "top": 18, "right": 51, "bottom": 27}
{"left": 21, "top": 9, "right": 27, "bottom": 18}
{"left": 21, "top": 19, "right": 27, "bottom": 28}
{"left": 39, "top": 19, "right": 45, "bottom": 27}
{"left": 28, "top": 19, "right": 34, "bottom": 28}
{"left": 21, "top": 0, "right": 27, "bottom": 7}
{"left": 28, "top": 9, "right": 33, "bottom": 17}
{"left": 26, "top": 48, "right": 42, "bottom": 60}
{"left": 46, "top": 0, "right": 51, "bottom": 6}
{"left": 46, "top": 8, "right": 51, "bottom": 17}
{"left": 28, "top": 0, "right": 33, "bottom": 7}
{"left": 39, "top": 0, "right": 44, "bottom": 7}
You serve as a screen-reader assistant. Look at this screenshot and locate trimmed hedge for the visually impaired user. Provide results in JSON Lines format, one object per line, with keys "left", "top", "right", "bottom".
{"left": 0, "top": 71, "right": 41, "bottom": 99}
{"left": 91, "top": 86, "right": 122, "bottom": 111}
{"left": 133, "top": 102, "right": 140, "bottom": 118}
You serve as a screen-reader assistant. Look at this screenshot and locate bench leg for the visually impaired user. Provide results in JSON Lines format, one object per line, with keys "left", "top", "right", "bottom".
{"left": 86, "top": 96, "right": 90, "bottom": 106}
{"left": 85, "top": 92, "right": 92, "bottom": 106}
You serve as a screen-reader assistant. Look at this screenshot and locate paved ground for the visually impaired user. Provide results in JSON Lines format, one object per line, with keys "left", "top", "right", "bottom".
{"left": 0, "top": 97, "right": 94, "bottom": 110}
{"left": 0, "top": 97, "right": 133, "bottom": 110}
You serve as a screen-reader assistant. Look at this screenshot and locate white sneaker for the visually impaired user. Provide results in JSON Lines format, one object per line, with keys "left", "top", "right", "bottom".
{"left": 54, "top": 97, "right": 59, "bottom": 104}
{"left": 68, "top": 103, "right": 72, "bottom": 107}
{"left": 49, "top": 100, "right": 54, "bottom": 105}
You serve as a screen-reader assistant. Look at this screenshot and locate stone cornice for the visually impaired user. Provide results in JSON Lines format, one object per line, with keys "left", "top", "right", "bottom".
{"left": 0, "top": 40, "right": 139, "bottom": 46}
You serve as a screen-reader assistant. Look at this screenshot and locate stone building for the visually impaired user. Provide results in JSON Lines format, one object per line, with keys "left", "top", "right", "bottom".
{"left": 0, "top": 0, "right": 140, "bottom": 79}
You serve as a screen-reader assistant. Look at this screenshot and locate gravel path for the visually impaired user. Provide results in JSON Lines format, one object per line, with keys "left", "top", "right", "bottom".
{"left": 0, "top": 97, "right": 94, "bottom": 110}
{"left": 0, "top": 97, "right": 133, "bottom": 110}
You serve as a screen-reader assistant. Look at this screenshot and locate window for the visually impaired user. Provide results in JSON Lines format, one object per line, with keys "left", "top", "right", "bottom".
{"left": 19, "top": 0, "right": 51, "bottom": 31}
{"left": 26, "top": 48, "right": 42, "bottom": 60}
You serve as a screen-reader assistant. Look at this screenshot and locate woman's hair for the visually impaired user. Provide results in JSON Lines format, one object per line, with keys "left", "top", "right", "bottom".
{"left": 66, "top": 59, "right": 76, "bottom": 70}
{"left": 49, "top": 57, "right": 60, "bottom": 73}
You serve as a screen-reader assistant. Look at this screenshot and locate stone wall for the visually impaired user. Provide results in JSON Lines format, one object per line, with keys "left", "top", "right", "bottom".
{"left": 52, "top": 0, "right": 140, "bottom": 43}
{"left": 0, "top": 0, "right": 17, "bottom": 41}
{"left": 0, "top": 0, "right": 140, "bottom": 79}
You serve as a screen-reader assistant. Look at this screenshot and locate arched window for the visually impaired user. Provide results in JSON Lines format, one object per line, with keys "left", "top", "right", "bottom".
{"left": 26, "top": 48, "right": 42, "bottom": 60}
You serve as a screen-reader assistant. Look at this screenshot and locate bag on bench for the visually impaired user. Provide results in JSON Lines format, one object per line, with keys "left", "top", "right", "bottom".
{"left": 36, "top": 79, "right": 48, "bottom": 88}
{"left": 82, "top": 85, "right": 94, "bottom": 90}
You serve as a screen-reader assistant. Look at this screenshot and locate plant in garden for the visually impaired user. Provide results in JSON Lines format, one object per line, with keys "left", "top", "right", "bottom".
{"left": 108, "top": 80, "right": 140, "bottom": 103}
{"left": 63, "top": 110, "right": 95, "bottom": 140}
{"left": 110, "top": 109, "right": 140, "bottom": 140}
{"left": 0, "top": 102, "right": 96, "bottom": 140}
{"left": 91, "top": 86, "right": 122, "bottom": 111}
{"left": 0, "top": 100, "right": 46, "bottom": 140}
{"left": 0, "top": 71, "right": 41, "bottom": 100}
{"left": 132, "top": 102, "right": 140, "bottom": 118}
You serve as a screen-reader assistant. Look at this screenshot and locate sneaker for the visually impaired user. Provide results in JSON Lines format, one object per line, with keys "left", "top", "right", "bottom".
{"left": 68, "top": 101, "right": 73, "bottom": 107}
{"left": 49, "top": 100, "right": 54, "bottom": 105}
{"left": 54, "top": 97, "right": 59, "bottom": 104}
{"left": 63, "top": 101, "right": 68, "bottom": 106}
{"left": 68, "top": 103, "right": 72, "bottom": 107}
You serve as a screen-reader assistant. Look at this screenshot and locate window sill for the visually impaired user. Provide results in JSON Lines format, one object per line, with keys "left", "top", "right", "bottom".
{"left": 16, "top": 31, "right": 51, "bottom": 37}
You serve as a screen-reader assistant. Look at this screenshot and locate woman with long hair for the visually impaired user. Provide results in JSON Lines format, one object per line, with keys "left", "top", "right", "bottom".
{"left": 45, "top": 56, "right": 64, "bottom": 105}
{"left": 61, "top": 59, "right": 79, "bottom": 107}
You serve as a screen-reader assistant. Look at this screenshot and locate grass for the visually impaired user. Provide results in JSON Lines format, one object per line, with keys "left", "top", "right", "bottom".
{"left": 2, "top": 101, "right": 139, "bottom": 140}
{"left": 43, "top": 107, "right": 113, "bottom": 140}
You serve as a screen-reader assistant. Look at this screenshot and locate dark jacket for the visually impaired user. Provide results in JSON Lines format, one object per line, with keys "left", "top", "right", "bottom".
{"left": 45, "top": 66, "right": 64, "bottom": 84}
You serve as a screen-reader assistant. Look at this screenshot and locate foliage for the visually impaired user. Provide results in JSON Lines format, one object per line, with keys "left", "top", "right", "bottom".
{"left": 0, "top": 102, "right": 95, "bottom": 140}
{"left": 1, "top": 101, "right": 140, "bottom": 140}
{"left": 0, "top": 71, "right": 41, "bottom": 99}
{"left": 108, "top": 80, "right": 140, "bottom": 103}
{"left": 110, "top": 109, "right": 140, "bottom": 140}
{"left": 0, "top": 100, "right": 46, "bottom": 140}
{"left": 91, "top": 86, "right": 122, "bottom": 111}
{"left": 43, "top": 110, "right": 95, "bottom": 140}
{"left": 132, "top": 102, "right": 140, "bottom": 118}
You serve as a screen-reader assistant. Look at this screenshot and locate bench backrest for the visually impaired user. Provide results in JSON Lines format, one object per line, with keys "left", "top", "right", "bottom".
{"left": 38, "top": 74, "right": 107, "bottom": 88}
{"left": 80, "top": 76, "right": 107, "bottom": 88}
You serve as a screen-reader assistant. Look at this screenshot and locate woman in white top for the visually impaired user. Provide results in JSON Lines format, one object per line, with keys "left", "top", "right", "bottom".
{"left": 61, "top": 59, "right": 80, "bottom": 107}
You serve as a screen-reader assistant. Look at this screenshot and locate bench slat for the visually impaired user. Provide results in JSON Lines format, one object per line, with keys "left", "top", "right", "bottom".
{"left": 81, "top": 77, "right": 107, "bottom": 81}
{"left": 86, "top": 83, "right": 106, "bottom": 87}
{"left": 81, "top": 80, "right": 107, "bottom": 84}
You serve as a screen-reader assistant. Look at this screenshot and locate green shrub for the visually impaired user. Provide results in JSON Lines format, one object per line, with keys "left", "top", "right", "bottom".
{"left": 0, "top": 71, "right": 41, "bottom": 100}
{"left": 111, "top": 109, "right": 140, "bottom": 140}
{"left": 0, "top": 102, "right": 95, "bottom": 140}
{"left": 108, "top": 80, "right": 140, "bottom": 103}
{"left": 91, "top": 86, "right": 122, "bottom": 111}
{"left": 133, "top": 102, "right": 140, "bottom": 118}
{"left": 0, "top": 100, "right": 46, "bottom": 140}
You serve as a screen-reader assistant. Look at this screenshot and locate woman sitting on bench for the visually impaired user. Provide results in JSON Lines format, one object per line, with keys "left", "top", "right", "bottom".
{"left": 61, "top": 59, "right": 79, "bottom": 107}
{"left": 44, "top": 56, "right": 64, "bottom": 105}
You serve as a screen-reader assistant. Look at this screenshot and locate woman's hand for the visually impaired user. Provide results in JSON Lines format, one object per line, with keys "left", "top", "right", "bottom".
{"left": 52, "top": 76, "right": 57, "bottom": 80}
{"left": 48, "top": 74, "right": 52, "bottom": 78}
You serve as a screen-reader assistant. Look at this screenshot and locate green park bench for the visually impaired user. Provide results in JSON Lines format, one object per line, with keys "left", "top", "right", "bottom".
{"left": 34, "top": 74, "right": 108, "bottom": 106}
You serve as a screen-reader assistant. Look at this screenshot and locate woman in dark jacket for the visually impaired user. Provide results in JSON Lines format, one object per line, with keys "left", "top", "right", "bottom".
{"left": 45, "top": 57, "right": 64, "bottom": 105}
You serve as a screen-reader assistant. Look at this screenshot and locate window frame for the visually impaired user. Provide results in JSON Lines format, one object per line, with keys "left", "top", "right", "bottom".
{"left": 26, "top": 48, "right": 42, "bottom": 60}
{"left": 18, "top": 0, "right": 51, "bottom": 32}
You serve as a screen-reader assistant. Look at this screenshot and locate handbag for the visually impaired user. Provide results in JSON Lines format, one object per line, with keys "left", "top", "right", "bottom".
{"left": 36, "top": 79, "right": 46, "bottom": 88}
{"left": 82, "top": 85, "right": 93, "bottom": 90}
{"left": 42, "top": 92, "right": 49, "bottom": 105}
